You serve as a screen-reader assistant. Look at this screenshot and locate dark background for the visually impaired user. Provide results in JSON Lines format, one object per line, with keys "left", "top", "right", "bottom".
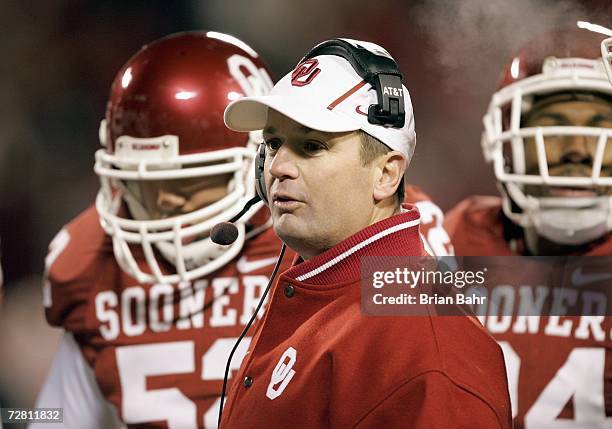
{"left": 0, "top": 0, "right": 610, "bottom": 412}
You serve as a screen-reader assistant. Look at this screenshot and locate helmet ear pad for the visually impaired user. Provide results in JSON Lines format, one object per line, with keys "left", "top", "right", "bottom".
{"left": 255, "top": 143, "right": 268, "bottom": 204}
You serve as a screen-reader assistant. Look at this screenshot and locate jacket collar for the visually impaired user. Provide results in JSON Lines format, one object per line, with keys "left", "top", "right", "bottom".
{"left": 282, "top": 204, "right": 424, "bottom": 286}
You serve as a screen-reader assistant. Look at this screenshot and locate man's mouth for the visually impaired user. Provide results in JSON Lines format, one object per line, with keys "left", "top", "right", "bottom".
{"left": 272, "top": 192, "right": 303, "bottom": 212}
{"left": 525, "top": 165, "right": 610, "bottom": 198}
{"left": 547, "top": 186, "right": 598, "bottom": 198}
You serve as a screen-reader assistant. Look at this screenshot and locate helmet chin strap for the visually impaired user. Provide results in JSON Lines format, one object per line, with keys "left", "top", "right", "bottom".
{"left": 532, "top": 206, "right": 609, "bottom": 245}
{"left": 524, "top": 195, "right": 612, "bottom": 246}
{"left": 502, "top": 182, "right": 612, "bottom": 247}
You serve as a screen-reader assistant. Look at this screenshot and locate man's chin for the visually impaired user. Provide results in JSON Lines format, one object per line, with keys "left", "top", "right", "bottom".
{"left": 273, "top": 216, "right": 307, "bottom": 245}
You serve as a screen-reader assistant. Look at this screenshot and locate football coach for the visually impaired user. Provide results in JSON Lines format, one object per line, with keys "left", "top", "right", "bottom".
{"left": 219, "top": 38, "right": 512, "bottom": 428}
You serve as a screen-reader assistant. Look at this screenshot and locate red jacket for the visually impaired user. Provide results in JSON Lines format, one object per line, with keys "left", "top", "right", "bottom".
{"left": 221, "top": 205, "right": 512, "bottom": 428}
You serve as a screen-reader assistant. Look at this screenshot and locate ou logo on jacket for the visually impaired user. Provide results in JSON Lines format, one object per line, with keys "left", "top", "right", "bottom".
{"left": 266, "top": 347, "right": 297, "bottom": 400}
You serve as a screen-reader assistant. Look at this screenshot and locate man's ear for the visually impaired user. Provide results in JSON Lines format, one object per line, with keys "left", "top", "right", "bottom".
{"left": 372, "top": 151, "right": 406, "bottom": 203}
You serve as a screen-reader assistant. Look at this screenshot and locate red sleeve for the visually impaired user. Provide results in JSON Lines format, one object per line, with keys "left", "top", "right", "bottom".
{"left": 44, "top": 205, "right": 109, "bottom": 332}
{"left": 404, "top": 185, "right": 454, "bottom": 257}
{"left": 354, "top": 371, "right": 511, "bottom": 429}
{"left": 445, "top": 196, "right": 516, "bottom": 256}
{"left": 404, "top": 184, "right": 430, "bottom": 203}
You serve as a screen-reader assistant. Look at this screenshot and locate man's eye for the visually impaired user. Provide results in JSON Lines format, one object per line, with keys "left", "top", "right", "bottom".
{"left": 265, "top": 139, "right": 282, "bottom": 151}
{"left": 303, "top": 141, "right": 325, "bottom": 153}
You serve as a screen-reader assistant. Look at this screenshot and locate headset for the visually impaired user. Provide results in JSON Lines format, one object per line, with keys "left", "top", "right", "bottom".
{"left": 254, "top": 38, "right": 406, "bottom": 204}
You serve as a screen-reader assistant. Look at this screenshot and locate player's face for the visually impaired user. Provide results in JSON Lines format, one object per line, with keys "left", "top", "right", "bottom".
{"left": 137, "top": 174, "right": 232, "bottom": 220}
{"left": 263, "top": 109, "right": 376, "bottom": 259}
{"left": 523, "top": 98, "right": 612, "bottom": 197}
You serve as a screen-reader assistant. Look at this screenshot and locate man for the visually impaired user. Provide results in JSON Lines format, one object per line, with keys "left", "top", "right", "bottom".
{"left": 445, "top": 27, "right": 612, "bottom": 428}
{"left": 33, "top": 32, "right": 291, "bottom": 429}
{"left": 219, "top": 38, "right": 511, "bottom": 428}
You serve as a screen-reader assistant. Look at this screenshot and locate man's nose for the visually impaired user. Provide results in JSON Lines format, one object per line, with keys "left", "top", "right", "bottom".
{"left": 560, "top": 150, "right": 591, "bottom": 164}
{"left": 267, "top": 145, "right": 299, "bottom": 181}
{"left": 560, "top": 136, "right": 593, "bottom": 164}
{"left": 156, "top": 189, "right": 187, "bottom": 213}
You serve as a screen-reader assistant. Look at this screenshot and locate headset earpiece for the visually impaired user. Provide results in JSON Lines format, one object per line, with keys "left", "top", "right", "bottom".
{"left": 255, "top": 143, "right": 268, "bottom": 204}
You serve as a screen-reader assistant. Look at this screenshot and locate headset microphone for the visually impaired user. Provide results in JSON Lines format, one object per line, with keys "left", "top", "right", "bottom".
{"left": 211, "top": 195, "right": 262, "bottom": 245}
{"left": 210, "top": 222, "right": 239, "bottom": 245}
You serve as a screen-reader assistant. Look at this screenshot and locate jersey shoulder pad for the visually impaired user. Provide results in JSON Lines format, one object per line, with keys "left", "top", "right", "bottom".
{"left": 403, "top": 184, "right": 431, "bottom": 203}
{"left": 44, "top": 205, "right": 112, "bottom": 329}
{"left": 445, "top": 196, "right": 514, "bottom": 256}
{"left": 586, "top": 233, "right": 612, "bottom": 255}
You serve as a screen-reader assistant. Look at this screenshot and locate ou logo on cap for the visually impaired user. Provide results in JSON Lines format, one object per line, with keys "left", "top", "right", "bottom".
{"left": 291, "top": 59, "right": 321, "bottom": 87}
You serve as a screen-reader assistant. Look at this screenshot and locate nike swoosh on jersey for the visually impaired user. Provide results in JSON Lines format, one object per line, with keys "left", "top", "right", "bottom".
{"left": 237, "top": 256, "right": 278, "bottom": 274}
{"left": 571, "top": 266, "right": 612, "bottom": 287}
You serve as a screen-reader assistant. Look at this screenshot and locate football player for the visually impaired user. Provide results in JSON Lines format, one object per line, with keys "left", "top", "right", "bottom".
{"left": 33, "top": 32, "right": 452, "bottom": 429}
{"left": 33, "top": 31, "right": 291, "bottom": 429}
{"left": 445, "top": 26, "right": 612, "bottom": 428}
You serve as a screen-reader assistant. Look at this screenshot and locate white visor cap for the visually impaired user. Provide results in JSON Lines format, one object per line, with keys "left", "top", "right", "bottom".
{"left": 224, "top": 51, "right": 416, "bottom": 161}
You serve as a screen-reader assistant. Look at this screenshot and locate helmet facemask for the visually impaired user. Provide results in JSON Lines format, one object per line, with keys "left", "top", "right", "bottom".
{"left": 95, "top": 124, "right": 264, "bottom": 284}
{"left": 482, "top": 57, "right": 612, "bottom": 246}
{"left": 603, "top": 37, "right": 612, "bottom": 84}
{"left": 93, "top": 31, "right": 275, "bottom": 283}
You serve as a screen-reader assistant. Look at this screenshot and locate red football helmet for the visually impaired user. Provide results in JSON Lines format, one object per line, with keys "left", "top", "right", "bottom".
{"left": 481, "top": 26, "right": 612, "bottom": 246}
{"left": 95, "top": 31, "right": 274, "bottom": 283}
